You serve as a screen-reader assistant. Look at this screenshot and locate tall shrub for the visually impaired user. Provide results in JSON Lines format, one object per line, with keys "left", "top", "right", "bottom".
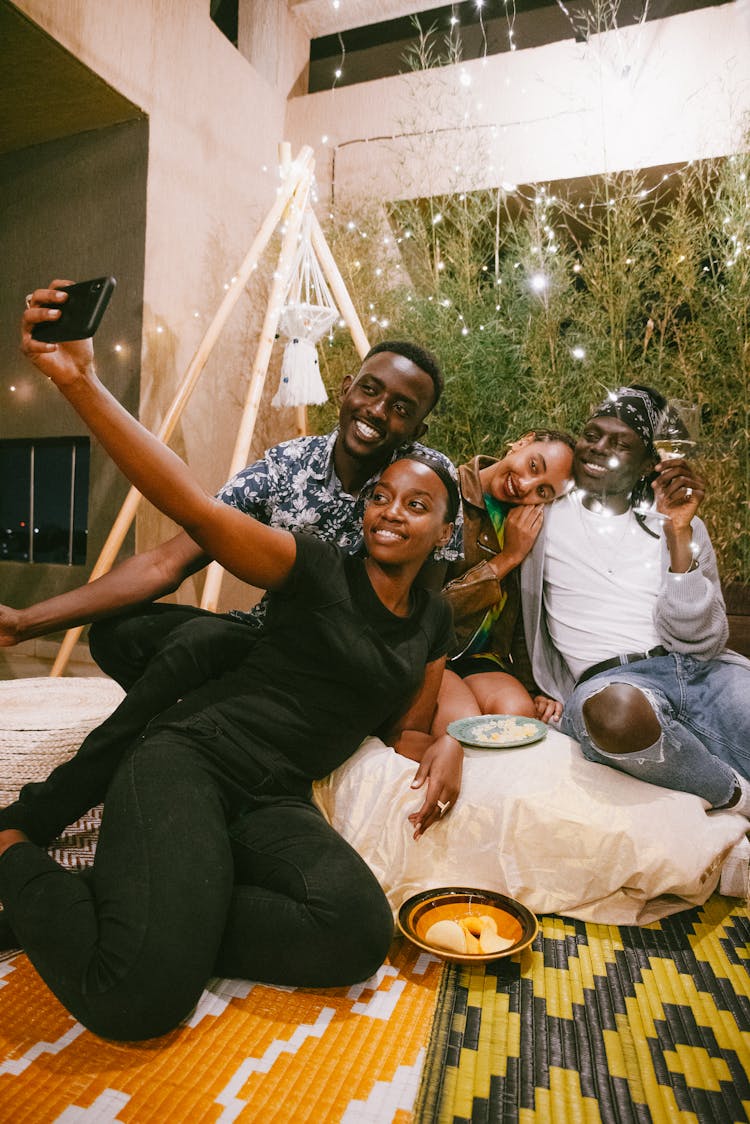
{"left": 311, "top": 149, "right": 749, "bottom": 581}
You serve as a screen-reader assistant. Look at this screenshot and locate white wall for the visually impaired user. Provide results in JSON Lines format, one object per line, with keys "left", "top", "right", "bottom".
{"left": 286, "top": 3, "right": 750, "bottom": 204}
{"left": 11, "top": 0, "right": 310, "bottom": 612}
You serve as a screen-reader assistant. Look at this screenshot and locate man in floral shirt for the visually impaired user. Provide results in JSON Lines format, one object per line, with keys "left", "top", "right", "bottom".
{"left": 0, "top": 340, "right": 461, "bottom": 686}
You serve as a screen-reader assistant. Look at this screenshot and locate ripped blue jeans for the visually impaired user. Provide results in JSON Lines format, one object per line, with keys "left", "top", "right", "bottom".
{"left": 560, "top": 653, "right": 750, "bottom": 807}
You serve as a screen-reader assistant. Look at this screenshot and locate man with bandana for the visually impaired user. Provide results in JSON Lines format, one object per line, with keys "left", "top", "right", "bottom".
{"left": 522, "top": 384, "right": 750, "bottom": 817}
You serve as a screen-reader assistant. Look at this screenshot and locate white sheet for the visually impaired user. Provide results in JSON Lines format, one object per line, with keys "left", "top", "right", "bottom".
{"left": 312, "top": 728, "right": 748, "bottom": 925}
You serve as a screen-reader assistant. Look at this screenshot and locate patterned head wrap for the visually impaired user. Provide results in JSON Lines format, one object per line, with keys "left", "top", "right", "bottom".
{"left": 398, "top": 450, "right": 460, "bottom": 523}
{"left": 589, "top": 386, "right": 662, "bottom": 457}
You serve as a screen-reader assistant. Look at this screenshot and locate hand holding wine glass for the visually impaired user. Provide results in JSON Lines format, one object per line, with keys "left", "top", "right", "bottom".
{"left": 652, "top": 400, "right": 704, "bottom": 527}
{"left": 653, "top": 399, "right": 700, "bottom": 461}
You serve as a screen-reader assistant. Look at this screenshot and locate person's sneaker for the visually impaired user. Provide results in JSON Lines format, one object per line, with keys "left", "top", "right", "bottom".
{"left": 719, "top": 835, "right": 750, "bottom": 898}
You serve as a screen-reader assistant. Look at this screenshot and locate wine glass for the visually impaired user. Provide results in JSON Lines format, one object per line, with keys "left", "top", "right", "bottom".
{"left": 653, "top": 399, "right": 701, "bottom": 461}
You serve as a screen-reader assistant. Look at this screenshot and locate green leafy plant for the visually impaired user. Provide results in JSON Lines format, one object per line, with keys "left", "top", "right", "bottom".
{"left": 311, "top": 143, "right": 749, "bottom": 582}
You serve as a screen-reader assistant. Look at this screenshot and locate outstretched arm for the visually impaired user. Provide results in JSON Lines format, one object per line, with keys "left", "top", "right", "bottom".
{"left": 22, "top": 284, "right": 295, "bottom": 591}
{"left": 0, "top": 532, "right": 208, "bottom": 648}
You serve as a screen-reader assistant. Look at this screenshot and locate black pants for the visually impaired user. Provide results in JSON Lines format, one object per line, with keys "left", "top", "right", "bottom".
{"left": 0, "top": 614, "right": 257, "bottom": 845}
{"left": 89, "top": 603, "right": 249, "bottom": 690}
{"left": 0, "top": 728, "right": 393, "bottom": 1042}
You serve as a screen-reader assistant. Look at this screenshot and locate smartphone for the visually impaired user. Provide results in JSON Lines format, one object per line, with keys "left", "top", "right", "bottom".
{"left": 32, "top": 276, "right": 116, "bottom": 342}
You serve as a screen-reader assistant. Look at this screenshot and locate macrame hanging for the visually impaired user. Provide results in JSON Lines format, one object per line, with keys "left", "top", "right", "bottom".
{"left": 272, "top": 213, "right": 339, "bottom": 408}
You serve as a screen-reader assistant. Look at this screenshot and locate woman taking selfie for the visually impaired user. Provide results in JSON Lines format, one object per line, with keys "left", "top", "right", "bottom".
{"left": 0, "top": 283, "right": 462, "bottom": 1042}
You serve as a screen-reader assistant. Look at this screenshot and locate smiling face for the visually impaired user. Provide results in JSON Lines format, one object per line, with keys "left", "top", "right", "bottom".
{"left": 574, "top": 415, "right": 655, "bottom": 498}
{"left": 362, "top": 458, "right": 453, "bottom": 568}
{"left": 481, "top": 437, "right": 574, "bottom": 505}
{"left": 337, "top": 352, "right": 435, "bottom": 469}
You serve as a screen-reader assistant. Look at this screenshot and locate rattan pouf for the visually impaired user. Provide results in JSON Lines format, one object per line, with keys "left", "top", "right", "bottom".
{"left": 0, "top": 677, "right": 125, "bottom": 804}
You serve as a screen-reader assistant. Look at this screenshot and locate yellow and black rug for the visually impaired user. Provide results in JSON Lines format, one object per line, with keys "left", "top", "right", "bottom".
{"left": 416, "top": 897, "right": 750, "bottom": 1123}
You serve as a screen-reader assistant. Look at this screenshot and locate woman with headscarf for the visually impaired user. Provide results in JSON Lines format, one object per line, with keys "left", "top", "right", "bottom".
{"left": 0, "top": 284, "right": 465, "bottom": 1043}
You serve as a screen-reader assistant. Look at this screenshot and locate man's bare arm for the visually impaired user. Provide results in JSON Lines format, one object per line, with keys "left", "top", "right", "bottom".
{"left": 0, "top": 531, "right": 209, "bottom": 646}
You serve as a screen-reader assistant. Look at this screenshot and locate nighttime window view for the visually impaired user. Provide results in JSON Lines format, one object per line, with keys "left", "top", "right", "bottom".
{"left": 0, "top": 437, "right": 89, "bottom": 565}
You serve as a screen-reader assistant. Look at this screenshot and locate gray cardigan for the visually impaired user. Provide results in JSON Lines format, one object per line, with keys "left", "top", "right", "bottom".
{"left": 520, "top": 510, "right": 750, "bottom": 702}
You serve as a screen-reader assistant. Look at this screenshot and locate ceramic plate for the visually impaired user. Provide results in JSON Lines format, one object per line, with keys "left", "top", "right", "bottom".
{"left": 397, "top": 886, "right": 538, "bottom": 964}
{"left": 446, "top": 713, "right": 548, "bottom": 749}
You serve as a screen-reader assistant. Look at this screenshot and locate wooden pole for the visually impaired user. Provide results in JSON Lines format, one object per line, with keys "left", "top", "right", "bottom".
{"left": 199, "top": 164, "right": 314, "bottom": 612}
{"left": 309, "top": 214, "right": 371, "bottom": 360}
{"left": 49, "top": 146, "right": 313, "bottom": 676}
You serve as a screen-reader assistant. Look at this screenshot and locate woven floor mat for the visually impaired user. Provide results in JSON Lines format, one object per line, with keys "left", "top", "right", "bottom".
{"left": 415, "top": 897, "right": 750, "bottom": 1123}
{"left": 0, "top": 814, "right": 444, "bottom": 1123}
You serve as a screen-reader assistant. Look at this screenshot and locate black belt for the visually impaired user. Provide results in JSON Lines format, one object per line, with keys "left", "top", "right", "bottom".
{"left": 577, "top": 646, "right": 668, "bottom": 686}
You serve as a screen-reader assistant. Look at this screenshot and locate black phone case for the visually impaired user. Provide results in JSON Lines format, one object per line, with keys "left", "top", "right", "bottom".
{"left": 32, "top": 277, "right": 116, "bottom": 342}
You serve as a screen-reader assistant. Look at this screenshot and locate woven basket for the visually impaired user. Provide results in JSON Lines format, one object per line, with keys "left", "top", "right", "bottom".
{"left": 0, "top": 677, "right": 124, "bottom": 804}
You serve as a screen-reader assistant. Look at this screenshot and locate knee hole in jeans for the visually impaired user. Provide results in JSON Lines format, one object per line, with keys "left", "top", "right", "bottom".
{"left": 582, "top": 682, "right": 661, "bottom": 755}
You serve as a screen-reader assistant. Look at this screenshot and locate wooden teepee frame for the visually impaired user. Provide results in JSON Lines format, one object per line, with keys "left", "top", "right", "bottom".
{"left": 50, "top": 143, "right": 370, "bottom": 676}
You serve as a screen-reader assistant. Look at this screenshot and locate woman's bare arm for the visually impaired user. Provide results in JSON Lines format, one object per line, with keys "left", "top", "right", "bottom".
{"left": 386, "top": 658, "right": 447, "bottom": 755}
{"left": 22, "top": 285, "right": 296, "bottom": 591}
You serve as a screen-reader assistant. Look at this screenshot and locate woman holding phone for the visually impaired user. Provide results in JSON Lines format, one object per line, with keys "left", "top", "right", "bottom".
{"left": 0, "top": 282, "right": 462, "bottom": 1042}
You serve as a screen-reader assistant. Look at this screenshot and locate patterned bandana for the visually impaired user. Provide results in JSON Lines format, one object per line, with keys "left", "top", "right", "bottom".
{"left": 589, "top": 387, "right": 661, "bottom": 456}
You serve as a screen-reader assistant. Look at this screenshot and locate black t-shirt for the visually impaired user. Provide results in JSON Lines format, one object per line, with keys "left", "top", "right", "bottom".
{"left": 155, "top": 534, "right": 453, "bottom": 790}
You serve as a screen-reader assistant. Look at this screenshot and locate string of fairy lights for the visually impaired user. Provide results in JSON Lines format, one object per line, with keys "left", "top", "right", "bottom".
{"left": 10, "top": 163, "right": 730, "bottom": 407}
{"left": 322, "top": 161, "right": 747, "bottom": 351}
{"left": 308, "top": 7, "right": 746, "bottom": 558}
{"left": 6, "top": 2, "right": 746, "bottom": 408}
{"left": 304, "top": 3, "right": 747, "bottom": 348}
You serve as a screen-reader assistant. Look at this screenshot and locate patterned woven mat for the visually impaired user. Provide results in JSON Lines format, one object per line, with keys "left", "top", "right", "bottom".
{"left": 415, "top": 897, "right": 750, "bottom": 1123}
{"left": 5, "top": 815, "right": 750, "bottom": 1122}
{"left": 0, "top": 813, "right": 444, "bottom": 1123}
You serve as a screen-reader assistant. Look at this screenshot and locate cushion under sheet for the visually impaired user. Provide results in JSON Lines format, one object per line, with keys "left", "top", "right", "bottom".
{"left": 312, "top": 728, "right": 748, "bottom": 925}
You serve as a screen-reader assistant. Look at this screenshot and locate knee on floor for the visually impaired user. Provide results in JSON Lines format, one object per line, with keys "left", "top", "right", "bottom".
{"left": 80, "top": 986, "right": 202, "bottom": 1043}
{"left": 314, "top": 885, "right": 394, "bottom": 987}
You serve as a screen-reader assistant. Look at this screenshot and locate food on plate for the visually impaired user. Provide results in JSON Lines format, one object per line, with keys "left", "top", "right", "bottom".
{"left": 425, "top": 913, "right": 516, "bottom": 955}
{"left": 468, "top": 717, "right": 539, "bottom": 744}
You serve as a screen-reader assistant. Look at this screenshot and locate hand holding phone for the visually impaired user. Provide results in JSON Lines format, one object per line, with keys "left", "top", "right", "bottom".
{"left": 22, "top": 279, "right": 107, "bottom": 391}
{"left": 31, "top": 276, "right": 116, "bottom": 342}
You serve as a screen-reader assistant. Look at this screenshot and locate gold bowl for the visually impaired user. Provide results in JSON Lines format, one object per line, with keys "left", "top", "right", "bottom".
{"left": 397, "top": 886, "right": 538, "bottom": 964}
